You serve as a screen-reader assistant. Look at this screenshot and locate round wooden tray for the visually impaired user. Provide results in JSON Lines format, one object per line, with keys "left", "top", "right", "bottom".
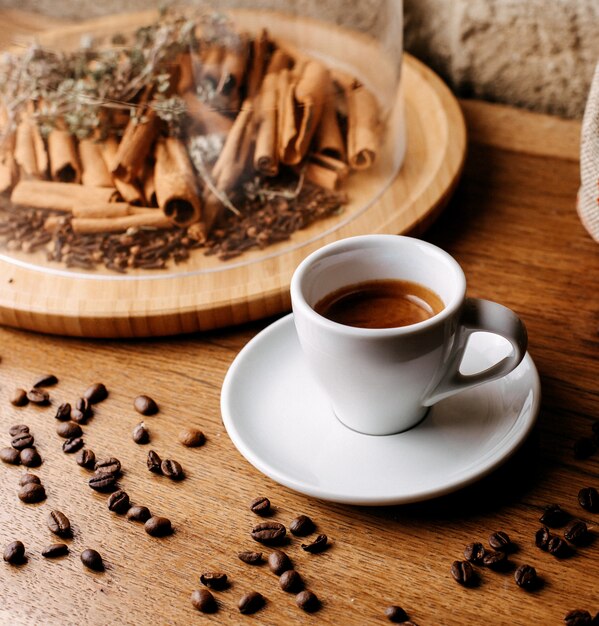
{"left": 0, "top": 16, "right": 466, "bottom": 338}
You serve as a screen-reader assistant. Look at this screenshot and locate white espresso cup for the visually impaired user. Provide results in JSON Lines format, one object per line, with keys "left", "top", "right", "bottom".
{"left": 290, "top": 235, "right": 528, "bottom": 435}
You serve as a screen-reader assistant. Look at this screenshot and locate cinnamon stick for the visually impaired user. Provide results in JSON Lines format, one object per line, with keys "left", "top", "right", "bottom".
{"left": 304, "top": 161, "right": 340, "bottom": 190}
{"left": 11, "top": 180, "right": 118, "bottom": 211}
{"left": 70, "top": 212, "right": 172, "bottom": 234}
{"left": 72, "top": 202, "right": 133, "bottom": 218}
{"left": 14, "top": 117, "right": 45, "bottom": 179}
{"left": 246, "top": 29, "right": 269, "bottom": 99}
{"left": 314, "top": 98, "right": 346, "bottom": 161}
{"left": 100, "top": 137, "right": 144, "bottom": 205}
{"left": 48, "top": 129, "right": 81, "bottom": 183}
{"left": 344, "top": 81, "right": 379, "bottom": 170}
{"left": 0, "top": 111, "right": 17, "bottom": 193}
{"left": 217, "top": 40, "right": 248, "bottom": 110}
{"left": 265, "top": 49, "right": 291, "bottom": 74}
{"left": 142, "top": 165, "right": 157, "bottom": 207}
{"left": 111, "top": 108, "right": 159, "bottom": 183}
{"left": 79, "top": 138, "right": 113, "bottom": 187}
{"left": 254, "top": 72, "right": 279, "bottom": 176}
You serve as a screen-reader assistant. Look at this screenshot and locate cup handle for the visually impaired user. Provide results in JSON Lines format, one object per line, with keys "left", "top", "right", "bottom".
{"left": 423, "top": 298, "right": 528, "bottom": 406}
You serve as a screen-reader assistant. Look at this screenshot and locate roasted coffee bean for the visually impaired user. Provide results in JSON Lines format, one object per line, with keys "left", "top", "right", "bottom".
{"left": 84, "top": 383, "right": 108, "bottom": 404}
{"left": 161, "top": 459, "right": 184, "bottom": 480}
{"left": 54, "top": 403, "right": 71, "bottom": 421}
{"left": 564, "top": 520, "right": 589, "bottom": 545}
{"left": 296, "top": 590, "right": 319, "bottom": 613}
{"left": 301, "top": 534, "right": 328, "bottom": 553}
{"left": 0, "top": 446, "right": 20, "bottom": 464}
{"left": 27, "top": 389, "right": 49, "bottom": 405}
{"left": 18, "top": 483, "right": 46, "bottom": 503}
{"left": 464, "top": 542, "right": 486, "bottom": 563}
{"left": 62, "top": 437, "right": 84, "bottom": 454}
{"left": 482, "top": 550, "right": 508, "bottom": 570}
{"left": 81, "top": 548, "right": 103, "bottom": 571}
{"left": 11, "top": 432, "right": 34, "bottom": 450}
{"left": 8, "top": 424, "right": 29, "bottom": 436}
{"left": 578, "top": 486, "right": 599, "bottom": 512}
{"left": 191, "top": 588, "right": 217, "bottom": 613}
{"left": 71, "top": 409, "right": 88, "bottom": 425}
{"left": 3, "top": 540, "right": 25, "bottom": 564}
{"left": 33, "top": 374, "right": 58, "bottom": 388}
{"left": 42, "top": 543, "right": 69, "bottom": 559}
{"left": 94, "top": 457, "right": 121, "bottom": 476}
{"left": 238, "top": 551, "right": 263, "bottom": 565}
{"left": 20, "top": 447, "right": 41, "bottom": 468}
{"left": 548, "top": 535, "right": 570, "bottom": 558}
{"left": 200, "top": 572, "right": 228, "bottom": 590}
{"left": 564, "top": 609, "right": 592, "bottom": 625}
{"left": 178, "top": 428, "right": 205, "bottom": 447}
{"left": 451, "top": 560, "right": 475, "bottom": 585}
{"left": 132, "top": 422, "right": 149, "bottom": 444}
{"left": 19, "top": 473, "right": 40, "bottom": 486}
{"left": 76, "top": 448, "right": 96, "bottom": 469}
{"left": 268, "top": 550, "right": 292, "bottom": 575}
{"left": 47, "top": 510, "right": 71, "bottom": 537}
{"left": 540, "top": 504, "right": 570, "bottom": 527}
{"left": 574, "top": 437, "right": 596, "bottom": 459}
{"left": 56, "top": 421, "right": 82, "bottom": 439}
{"left": 88, "top": 472, "right": 117, "bottom": 492}
{"left": 126, "top": 505, "right": 151, "bottom": 522}
{"left": 134, "top": 395, "right": 158, "bottom": 416}
{"left": 107, "top": 490, "right": 130, "bottom": 514}
{"left": 251, "top": 522, "right": 286, "bottom": 545}
{"left": 144, "top": 516, "right": 173, "bottom": 537}
{"left": 250, "top": 496, "right": 271, "bottom": 515}
{"left": 290, "top": 515, "right": 315, "bottom": 536}
{"left": 75, "top": 397, "right": 92, "bottom": 416}
{"left": 535, "top": 526, "right": 552, "bottom": 551}
{"left": 238, "top": 591, "right": 265, "bottom": 614}
{"left": 280, "top": 569, "right": 303, "bottom": 592}
{"left": 147, "top": 450, "right": 162, "bottom": 473}
{"left": 385, "top": 606, "right": 409, "bottom": 623}
{"left": 10, "top": 388, "right": 28, "bottom": 406}
{"left": 488, "top": 531, "right": 512, "bottom": 552}
{"left": 514, "top": 564, "right": 538, "bottom": 590}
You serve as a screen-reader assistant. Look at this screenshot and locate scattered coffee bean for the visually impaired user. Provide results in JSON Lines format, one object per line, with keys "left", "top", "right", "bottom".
{"left": 33, "top": 374, "right": 58, "bottom": 388}
{"left": 238, "top": 551, "right": 263, "bottom": 565}
{"left": 548, "top": 535, "right": 571, "bottom": 558}
{"left": 145, "top": 516, "right": 173, "bottom": 537}
{"left": 289, "top": 515, "right": 315, "bottom": 536}
{"left": 18, "top": 483, "right": 46, "bottom": 503}
{"left": 251, "top": 521, "right": 286, "bottom": 545}
{"left": 42, "top": 543, "right": 69, "bottom": 558}
{"left": 564, "top": 609, "right": 592, "bottom": 625}
{"left": 76, "top": 448, "right": 96, "bottom": 469}
{"left": 56, "top": 421, "right": 82, "bottom": 439}
{"left": 71, "top": 409, "right": 88, "bottom": 425}
{"left": 250, "top": 496, "right": 271, "bottom": 515}
{"left": 107, "top": 490, "right": 130, "bottom": 514}
{"left": 11, "top": 432, "right": 34, "bottom": 450}
{"left": 132, "top": 422, "right": 149, "bottom": 445}
{"left": 482, "top": 550, "right": 508, "bottom": 570}
{"left": 178, "top": 428, "right": 205, "bottom": 447}
{"left": 47, "top": 510, "right": 71, "bottom": 537}
{"left": 8, "top": 424, "right": 29, "bottom": 436}
{"left": 88, "top": 472, "right": 117, "bottom": 492}
{"left": 488, "top": 531, "right": 512, "bottom": 552}
{"left": 191, "top": 588, "right": 217, "bottom": 613}
{"left": 200, "top": 572, "right": 228, "bottom": 590}
{"left": 564, "top": 520, "right": 589, "bottom": 545}
{"left": 161, "top": 459, "right": 184, "bottom": 480}
{"left": 238, "top": 591, "right": 265, "bottom": 614}
{"left": 84, "top": 383, "right": 108, "bottom": 404}
{"left": 20, "top": 447, "right": 41, "bottom": 467}
{"left": 540, "top": 504, "right": 570, "bottom": 527}
{"left": 26, "top": 389, "right": 49, "bottom": 405}
{"left": 385, "top": 606, "right": 409, "bottom": 623}
{"left": 268, "top": 550, "right": 292, "bottom": 575}
{"left": 75, "top": 397, "right": 92, "bottom": 417}
{"left": 134, "top": 395, "right": 158, "bottom": 416}
{"left": 19, "top": 473, "right": 40, "bottom": 486}
{"left": 578, "top": 486, "right": 599, "bottom": 513}
{"left": 535, "top": 526, "right": 551, "bottom": 551}
{"left": 62, "top": 437, "right": 84, "bottom": 454}
{"left": 54, "top": 403, "right": 71, "bottom": 421}
{"left": 514, "top": 564, "right": 538, "bottom": 590}
{"left": 0, "top": 446, "right": 20, "bottom": 464}
{"left": 10, "top": 388, "right": 28, "bottom": 407}
{"left": 3, "top": 540, "right": 25, "bottom": 564}
{"left": 464, "top": 542, "right": 486, "bottom": 563}
{"left": 126, "top": 506, "right": 151, "bottom": 523}
{"left": 94, "top": 457, "right": 121, "bottom": 476}
{"left": 280, "top": 569, "right": 303, "bottom": 592}
{"left": 574, "top": 437, "right": 596, "bottom": 459}
{"left": 147, "top": 450, "right": 162, "bottom": 473}
{"left": 451, "top": 560, "right": 476, "bottom": 585}
{"left": 80, "top": 548, "right": 103, "bottom": 571}
{"left": 296, "top": 590, "right": 319, "bottom": 613}
{"left": 301, "top": 534, "right": 328, "bottom": 553}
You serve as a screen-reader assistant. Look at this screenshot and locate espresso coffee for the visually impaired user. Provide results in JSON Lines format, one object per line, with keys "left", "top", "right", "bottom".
{"left": 314, "top": 279, "right": 444, "bottom": 329}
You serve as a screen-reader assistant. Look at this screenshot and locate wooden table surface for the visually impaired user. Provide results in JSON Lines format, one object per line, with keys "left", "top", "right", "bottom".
{"left": 1, "top": 11, "right": 598, "bottom": 626}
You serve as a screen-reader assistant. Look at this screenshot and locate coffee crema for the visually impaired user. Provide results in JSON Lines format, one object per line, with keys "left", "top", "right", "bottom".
{"left": 314, "top": 279, "right": 444, "bottom": 329}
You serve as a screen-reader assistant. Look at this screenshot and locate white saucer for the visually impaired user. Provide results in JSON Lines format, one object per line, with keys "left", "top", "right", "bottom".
{"left": 221, "top": 314, "right": 541, "bottom": 506}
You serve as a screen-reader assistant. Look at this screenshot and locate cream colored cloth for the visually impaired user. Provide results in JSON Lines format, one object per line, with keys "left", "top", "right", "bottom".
{"left": 579, "top": 62, "right": 599, "bottom": 243}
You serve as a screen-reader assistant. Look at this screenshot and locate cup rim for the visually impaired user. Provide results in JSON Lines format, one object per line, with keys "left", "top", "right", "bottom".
{"left": 290, "top": 234, "right": 466, "bottom": 336}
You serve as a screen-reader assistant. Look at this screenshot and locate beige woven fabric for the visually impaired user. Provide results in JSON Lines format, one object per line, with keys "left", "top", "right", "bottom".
{"left": 579, "top": 62, "right": 599, "bottom": 243}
